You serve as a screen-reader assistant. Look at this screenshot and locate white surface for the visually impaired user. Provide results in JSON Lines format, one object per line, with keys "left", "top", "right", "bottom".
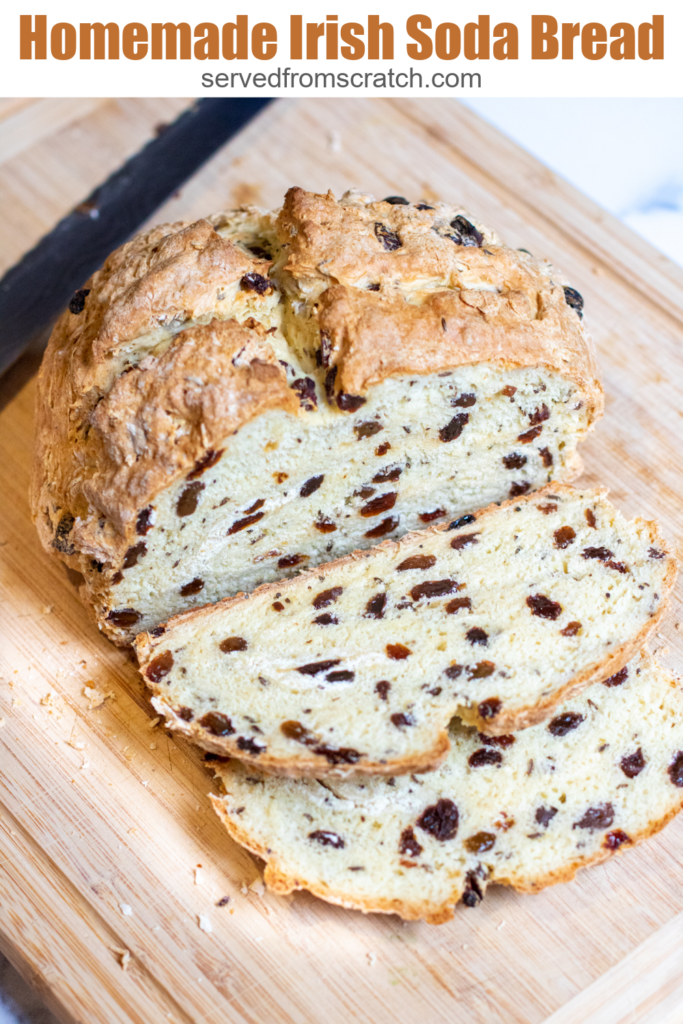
{"left": 464, "top": 98, "right": 683, "bottom": 267}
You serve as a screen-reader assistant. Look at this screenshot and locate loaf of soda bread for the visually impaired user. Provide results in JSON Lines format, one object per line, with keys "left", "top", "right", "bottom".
{"left": 135, "top": 486, "right": 675, "bottom": 774}
{"left": 31, "top": 187, "right": 602, "bottom": 644}
{"left": 210, "top": 652, "right": 683, "bottom": 923}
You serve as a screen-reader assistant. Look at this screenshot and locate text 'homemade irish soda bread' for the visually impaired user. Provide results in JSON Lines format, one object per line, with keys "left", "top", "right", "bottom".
{"left": 134, "top": 486, "right": 675, "bottom": 774}
{"left": 31, "top": 187, "right": 602, "bottom": 644}
{"left": 211, "top": 652, "right": 683, "bottom": 924}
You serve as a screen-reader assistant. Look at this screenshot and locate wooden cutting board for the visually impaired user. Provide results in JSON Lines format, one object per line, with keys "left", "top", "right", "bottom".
{"left": 1, "top": 97, "right": 683, "bottom": 1024}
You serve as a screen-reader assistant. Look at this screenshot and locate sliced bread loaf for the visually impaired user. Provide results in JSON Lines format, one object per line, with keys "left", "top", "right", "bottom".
{"left": 211, "top": 652, "right": 683, "bottom": 923}
{"left": 31, "top": 188, "right": 601, "bottom": 645}
{"left": 135, "top": 486, "right": 675, "bottom": 774}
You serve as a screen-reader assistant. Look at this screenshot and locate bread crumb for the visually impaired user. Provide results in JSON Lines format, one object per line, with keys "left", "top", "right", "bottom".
{"left": 142, "top": 781, "right": 149, "bottom": 787}
{"left": 147, "top": 716, "right": 161, "bottom": 730}
{"left": 497, "top": 920, "right": 506, "bottom": 930}
{"left": 110, "top": 947, "right": 131, "bottom": 970}
{"left": 68, "top": 739, "right": 85, "bottom": 751}
{"left": 119, "top": 903, "right": 133, "bottom": 916}
{"left": 366, "top": 952, "right": 377, "bottom": 966}
{"left": 328, "top": 130, "right": 342, "bottom": 153}
{"left": 40, "top": 692, "right": 53, "bottom": 706}
{"left": 0, "top": 719, "right": 5, "bottom": 729}
{"left": 149, "top": 742, "right": 158, "bottom": 750}
{"left": 194, "top": 867, "right": 203, "bottom": 886}
{"left": 84, "top": 685, "right": 116, "bottom": 710}
{"left": 249, "top": 878, "right": 265, "bottom": 897}
{"left": 240, "top": 884, "right": 249, "bottom": 896}
{"left": 198, "top": 914, "right": 213, "bottom": 933}
{"left": 41, "top": 605, "right": 54, "bottom": 615}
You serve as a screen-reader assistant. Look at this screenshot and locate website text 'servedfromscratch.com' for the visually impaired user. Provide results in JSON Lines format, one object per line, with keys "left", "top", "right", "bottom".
{"left": 201, "top": 68, "right": 482, "bottom": 91}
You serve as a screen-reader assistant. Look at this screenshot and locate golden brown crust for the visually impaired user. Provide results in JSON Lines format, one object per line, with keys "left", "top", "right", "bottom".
{"left": 30, "top": 216, "right": 293, "bottom": 567}
{"left": 137, "top": 483, "right": 677, "bottom": 773}
{"left": 211, "top": 786, "right": 683, "bottom": 925}
{"left": 278, "top": 187, "right": 603, "bottom": 419}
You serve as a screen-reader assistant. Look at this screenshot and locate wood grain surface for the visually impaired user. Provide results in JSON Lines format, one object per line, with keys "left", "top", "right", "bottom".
{"left": 1, "top": 97, "right": 683, "bottom": 1024}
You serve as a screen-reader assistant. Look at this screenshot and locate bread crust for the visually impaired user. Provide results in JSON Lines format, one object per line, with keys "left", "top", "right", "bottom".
{"left": 136, "top": 483, "right": 677, "bottom": 774}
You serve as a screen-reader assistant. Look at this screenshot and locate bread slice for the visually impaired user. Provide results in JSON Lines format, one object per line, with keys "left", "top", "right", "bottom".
{"left": 135, "top": 485, "right": 675, "bottom": 775}
{"left": 31, "top": 188, "right": 602, "bottom": 645}
{"left": 210, "top": 651, "right": 683, "bottom": 923}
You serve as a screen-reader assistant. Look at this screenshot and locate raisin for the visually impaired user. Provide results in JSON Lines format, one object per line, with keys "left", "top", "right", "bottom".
{"left": 602, "top": 667, "right": 628, "bottom": 687}
{"left": 367, "top": 283, "right": 380, "bottom": 291}
{"left": 450, "top": 533, "right": 479, "bottom": 550}
{"left": 478, "top": 698, "right": 502, "bottom": 719}
{"left": 462, "top": 872, "right": 485, "bottom": 907}
{"left": 667, "top": 752, "right": 683, "bottom": 787}
{"left": 649, "top": 547, "right": 665, "bottom": 559}
{"left": 300, "top": 475, "right": 324, "bottom": 498}
{"left": 146, "top": 650, "right": 174, "bottom": 682}
{"left": 272, "top": 601, "right": 284, "bottom": 612}
{"left": 337, "top": 393, "right": 367, "bottom": 412}
{"left": 297, "top": 659, "right": 341, "bottom": 676}
{"left": 391, "top": 712, "right": 415, "bottom": 728}
{"left": 416, "top": 799, "right": 459, "bottom": 840}
{"left": 583, "top": 546, "right": 613, "bottom": 561}
{"left": 149, "top": 626, "right": 165, "bottom": 638}
{"left": 136, "top": 506, "right": 155, "bottom": 535}
{"left": 386, "top": 644, "right": 411, "bottom": 660}
{"left": 176, "top": 707, "right": 194, "bottom": 721}
{"left": 374, "top": 222, "right": 401, "bottom": 250}
{"left": 188, "top": 449, "right": 224, "bottom": 480}
{"left": 397, "top": 554, "right": 436, "bottom": 571}
{"left": 313, "top": 587, "right": 343, "bottom": 609}
{"left": 444, "top": 665, "right": 463, "bottom": 679}
{"left": 313, "top": 744, "right": 361, "bottom": 765}
{"left": 200, "top": 712, "right": 235, "bottom": 736}
{"left": 383, "top": 195, "right": 410, "bottom": 205}
{"left": 355, "top": 487, "right": 375, "bottom": 500}
{"left": 314, "top": 613, "right": 337, "bottom": 626}
{"left": 411, "top": 580, "right": 458, "bottom": 601}
{"left": 419, "top": 509, "right": 446, "bottom": 523}
{"left": 501, "top": 385, "right": 517, "bottom": 400}
{"left": 573, "top": 803, "right": 614, "bottom": 831}
{"left": 535, "top": 806, "right": 557, "bottom": 828}
{"left": 477, "top": 733, "right": 515, "bottom": 748}
{"left": 399, "top": 827, "right": 423, "bottom": 857}
{"left": 375, "top": 681, "right": 391, "bottom": 700}
{"left": 180, "top": 577, "right": 204, "bottom": 597}
{"left": 539, "top": 447, "right": 554, "bottom": 468}
{"left": 561, "top": 621, "right": 581, "bottom": 636}
{"left": 53, "top": 512, "right": 75, "bottom": 554}
{"left": 107, "top": 609, "right": 141, "bottom": 628}
{"left": 605, "top": 560, "right": 628, "bottom": 574}
{"left": 237, "top": 737, "right": 264, "bottom": 756}
{"left": 416, "top": 203, "right": 434, "bottom": 210}
{"left": 68, "top": 288, "right": 90, "bottom": 314}
{"left": 375, "top": 441, "right": 391, "bottom": 456}
{"left": 227, "top": 511, "right": 264, "bottom": 534}
{"left": 428, "top": 687, "right": 442, "bottom": 696}
{"left": 111, "top": 572, "right": 123, "bottom": 585}
{"left": 439, "top": 413, "right": 469, "bottom": 443}
{"left": 328, "top": 669, "right": 354, "bottom": 682}
{"left": 510, "top": 482, "right": 530, "bottom": 498}
{"left": 324, "top": 367, "right": 337, "bottom": 404}
{"left": 365, "top": 593, "right": 387, "bottom": 619}
{"left": 319, "top": 332, "right": 332, "bottom": 367}
{"left": 527, "top": 594, "right": 562, "bottom": 620}
{"left": 469, "top": 661, "right": 495, "bottom": 679}
{"left": 604, "top": 829, "right": 631, "bottom": 850}
{"left": 468, "top": 748, "right": 502, "bottom": 768}
{"left": 292, "top": 377, "right": 317, "bottom": 410}
{"left": 503, "top": 453, "right": 527, "bottom": 470}
{"left": 563, "top": 286, "right": 584, "bottom": 318}
{"left": 308, "top": 830, "right": 345, "bottom": 848}
{"left": 240, "top": 272, "right": 272, "bottom": 294}
{"left": 537, "top": 503, "right": 558, "bottom": 515}
{"left": 365, "top": 516, "right": 399, "bottom": 538}
{"left": 554, "top": 526, "right": 576, "bottom": 549}
{"left": 529, "top": 404, "right": 550, "bottom": 426}
{"left": 123, "top": 542, "right": 147, "bottom": 569}
{"left": 278, "top": 554, "right": 307, "bottom": 569}
{"left": 547, "top": 711, "right": 584, "bottom": 736}
{"left": 247, "top": 244, "right": 271, "bottom": 260}
{"left": 446, "top": 597, "right": 471, "bottom": 614}
{"left": 517, "top": 426, "right": 543, "bottom": 443}
{"left": 620, "top": 748, "right": 645, "bottom": 778}
{"left": 315, "top": 514, "right": 338, "bottom": 533}
{"left": 355, "top": 421, "right": 383, "bottom": 439}
{"left": 450, "top": 216, "right": 483, "bottom": 247}
{"left": 177, "top": 482, "right": 205, "bottom": 517}
{"left": 360, "top": 492, "right": 397, "bottom": 517}
{"left": 463, "top": 832, "right": 495, "bottom": 854}
{"left": 220, "top": 637, "right": 248, "bottom": 653}
{"left": 585, "top": 509, "right": 597, "bottom": 528}
{"left": 453, "top": 393, "right": 476, "bottom": 408}
{"left": 466, "top": 628, "right": 488, "bottom": 646}
{"left": 373, "top": 465, "right": 402, "bottom": 483}
{"left": 447, "top": 514, "right": 476, "bottom": 531}
{"left": 281, "top": 721, "right": 311, "bottom": 743}
{"left": 244, "top": 499, "right": 265, "bottom": 514}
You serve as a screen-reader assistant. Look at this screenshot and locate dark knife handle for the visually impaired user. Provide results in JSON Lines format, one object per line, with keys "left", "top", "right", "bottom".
{"left": 0, "top": 97, "right": 274, "bottom": 377}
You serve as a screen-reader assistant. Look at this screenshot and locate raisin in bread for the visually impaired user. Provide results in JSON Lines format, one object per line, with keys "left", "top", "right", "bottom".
{"left": 31, "top": 187, "right": 602, "bottom": 645}
{"left": 135, "top": 486, "right": 675, "bottom": 775}
{"left": 210, "top": 652, "right": 683, "bottom": 923}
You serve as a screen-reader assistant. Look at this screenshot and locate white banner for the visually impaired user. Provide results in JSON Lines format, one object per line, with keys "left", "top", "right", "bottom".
{"left": 0, "top": 1, "right": 680, "bottom": 97}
